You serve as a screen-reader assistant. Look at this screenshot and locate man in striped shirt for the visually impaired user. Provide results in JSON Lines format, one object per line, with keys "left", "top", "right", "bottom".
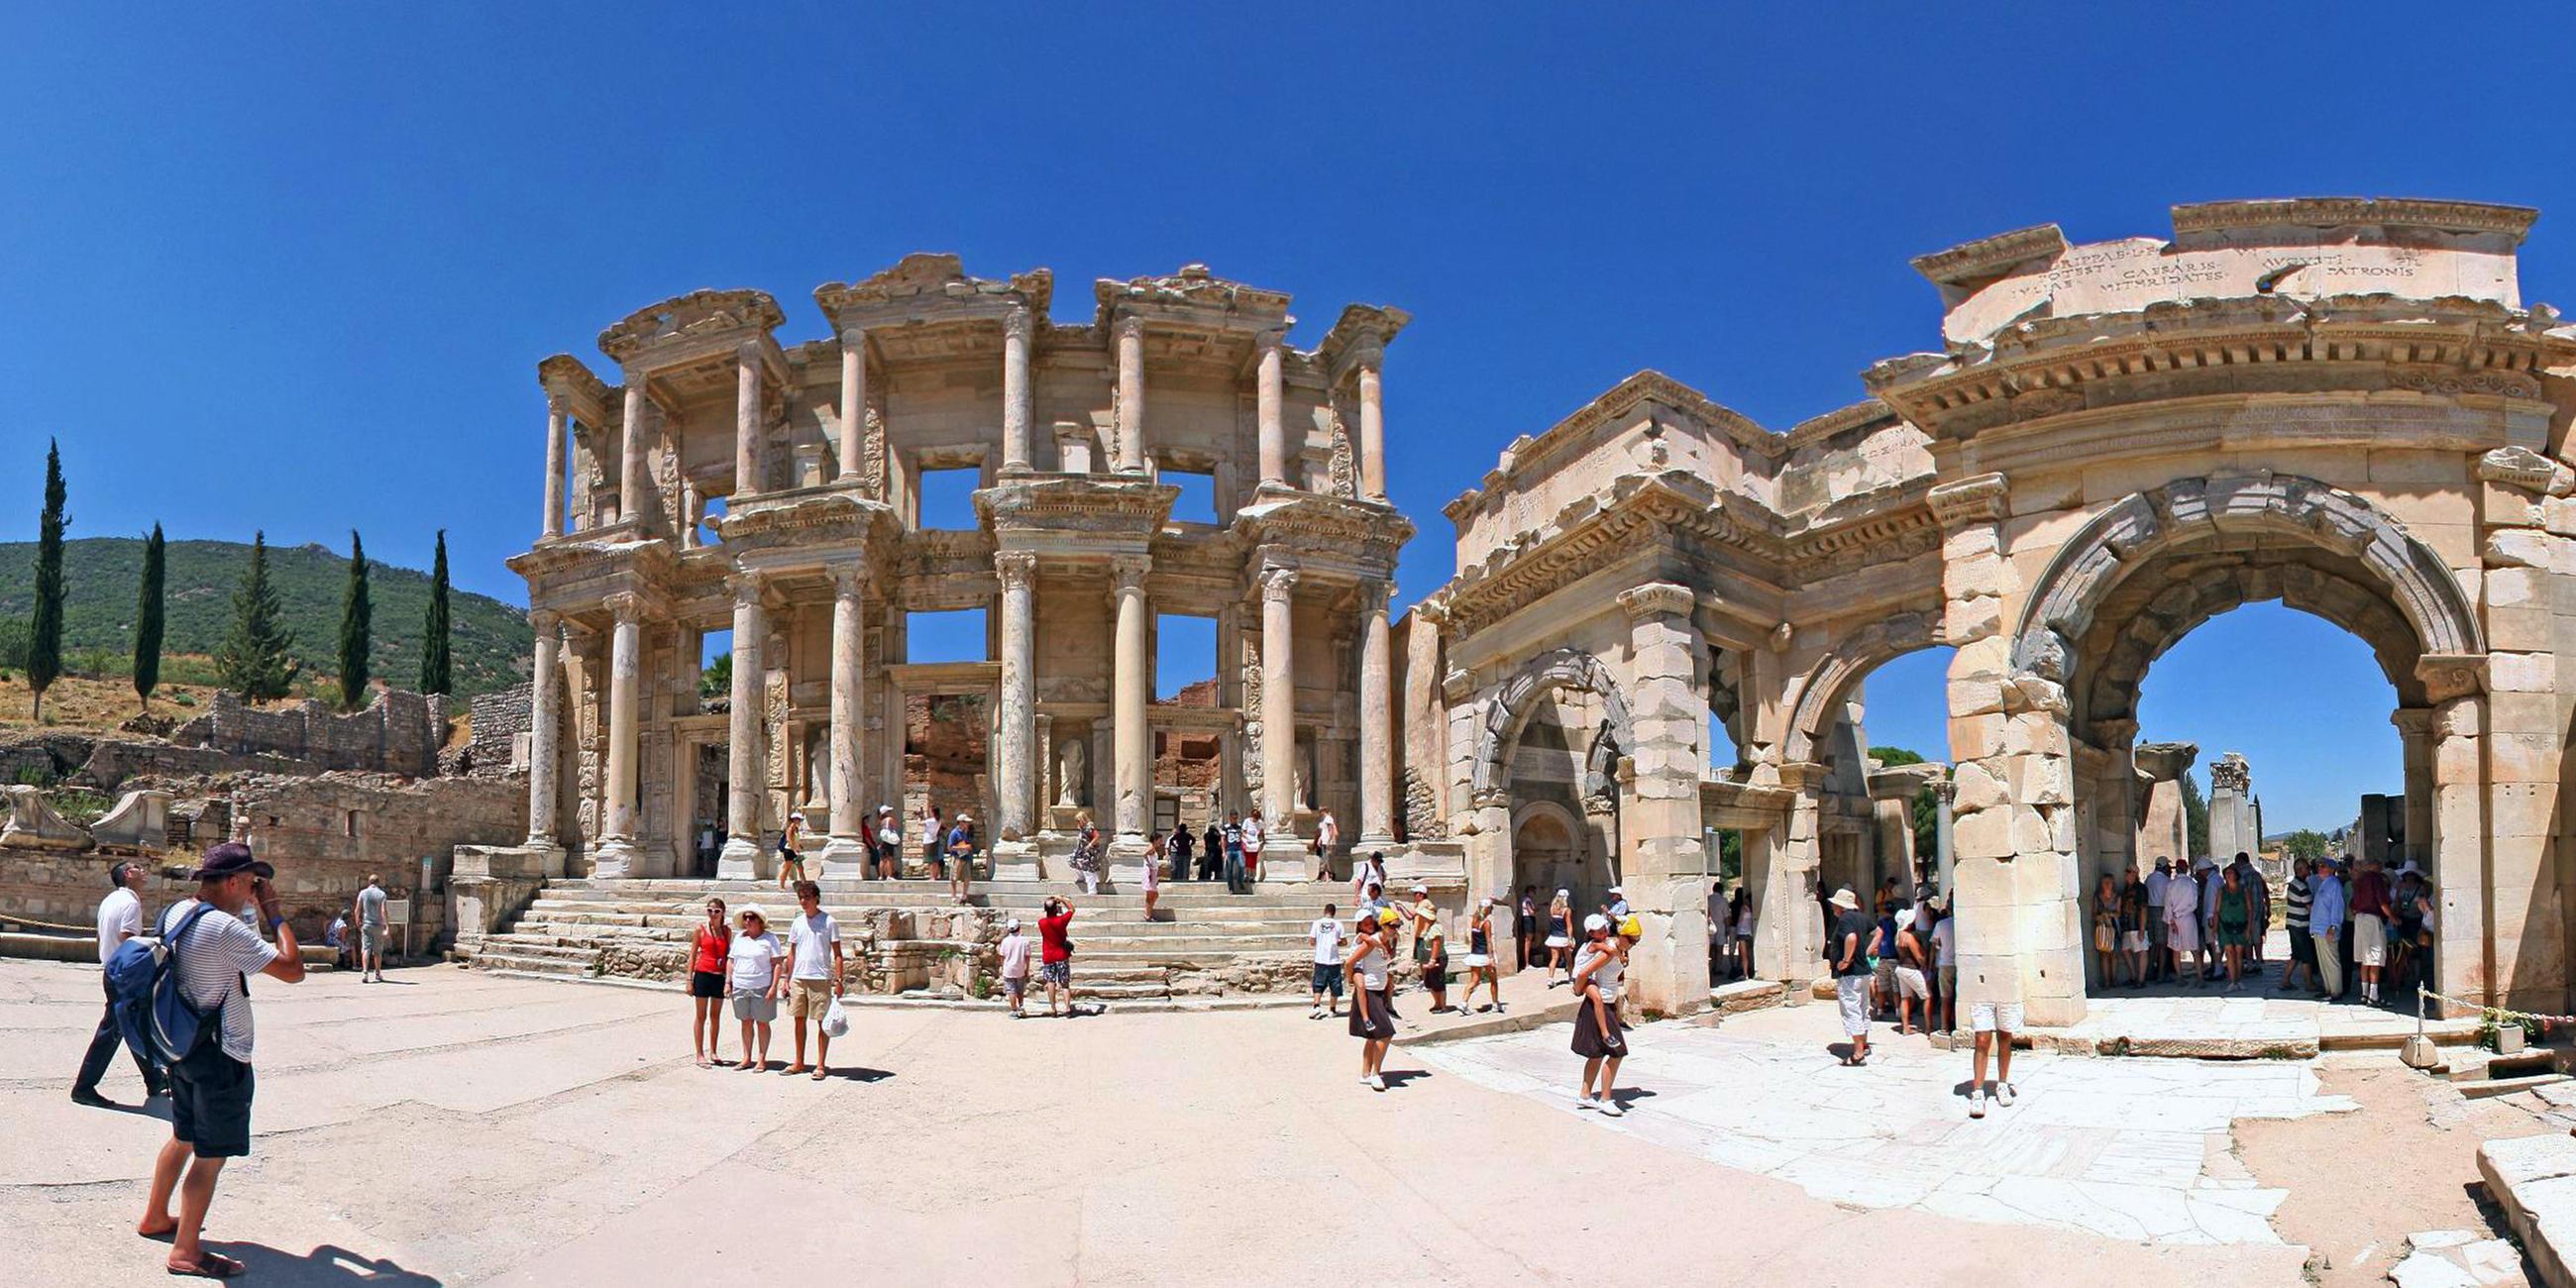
{"left": 2281, "top": 857, "right": 2315, "bottom": 993}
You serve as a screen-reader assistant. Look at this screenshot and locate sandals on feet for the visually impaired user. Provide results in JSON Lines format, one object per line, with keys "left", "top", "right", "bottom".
{"left": 167, "top": 1251, "right": 246, "bottom": 1279}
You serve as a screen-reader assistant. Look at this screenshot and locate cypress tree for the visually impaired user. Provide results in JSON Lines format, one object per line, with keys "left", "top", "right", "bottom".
{"left": 133, "top": 523, "right": 165, "bottom": 709}
{"left": 215, "top": 532, "right": 298, "bottom": 700}
{"left": 338, "top": 529, "right": 372, "bottom": 710}
{"left": 419, "top": 530, "right": 452, "bottom": 696}
{"left": 28, "top": 439, "right": 66, "bottom": 721}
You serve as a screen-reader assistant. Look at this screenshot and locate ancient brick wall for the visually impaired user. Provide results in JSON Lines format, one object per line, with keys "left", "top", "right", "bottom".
{"left": 461, "top": 682, "right": 534, "bottom": 774}
{"left": 175, "top": 690, "right": 448, "bottom": 778}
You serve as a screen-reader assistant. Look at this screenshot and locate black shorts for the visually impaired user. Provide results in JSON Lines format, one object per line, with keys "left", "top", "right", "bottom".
{"left": 690, "top": 970, "right": 724, "bottom": 999}
{"left": 169, "top": 1041, "right": 255, "bottom": 1159}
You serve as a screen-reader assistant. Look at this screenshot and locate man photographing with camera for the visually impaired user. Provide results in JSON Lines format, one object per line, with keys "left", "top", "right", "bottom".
{"left": 139, "top": 842, "right": 305, "bottom": 1279}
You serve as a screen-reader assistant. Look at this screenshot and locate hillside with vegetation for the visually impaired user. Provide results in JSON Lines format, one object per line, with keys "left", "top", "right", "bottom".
{"left": 0, "top": 537, "right": 530, "bottom": 698}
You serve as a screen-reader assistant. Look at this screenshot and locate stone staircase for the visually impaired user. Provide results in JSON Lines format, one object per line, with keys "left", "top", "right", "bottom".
{"left": 465, "top": 877, "right": 1331, "bottom": 1004}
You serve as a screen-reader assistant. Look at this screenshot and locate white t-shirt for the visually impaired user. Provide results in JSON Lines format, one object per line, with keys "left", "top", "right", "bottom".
{"left": 160, "top": 898, "right": 279, "bottom": 1062}
{"left": 1349, "top": 937, "right": 1389, "bottom": 991}
{"left": 1575, "top": 943, "right": 1625, "bottom": 1003}
{"left": 97, "top": 887, "right": 143, "bottom": 966}
{"left": 788, "top": 912, "right": 840, "bottom": 981}
{"left": 1310, "top": 916, "right": 1345, "bottom": 966}
{"left": 1242, "top": 819, "right": 1265, "bottom": 854}
{"left": 1931, "top": 918, "right": 1956, "bottom": 966}
{"left": 728, "top": 931, "right": 784, "bottom": 992}
{"left": 998, "top": 933, "right": 1032, "bottom": 980}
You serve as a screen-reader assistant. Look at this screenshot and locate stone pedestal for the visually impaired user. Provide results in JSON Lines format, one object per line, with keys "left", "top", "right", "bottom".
{"left": 2132, "top": 741, "right": 2198, "bottom": 870}
{"left": 1106, "top": 837, "right": 1154, "bottom": 887}
{"left": 987, "top": 839, "right": 1041, "bottom": 882}
{"left": 2207, "top": 751, "right": 2259, "bottom": 862}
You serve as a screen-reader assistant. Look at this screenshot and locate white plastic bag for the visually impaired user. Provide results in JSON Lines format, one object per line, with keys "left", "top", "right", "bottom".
{"left": 821, "top": 996, "right": 850, "bottom": 1039}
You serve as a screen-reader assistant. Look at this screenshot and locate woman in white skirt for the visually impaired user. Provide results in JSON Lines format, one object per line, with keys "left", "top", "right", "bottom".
{"left": 2163, "top": 860, "right": 2203, "bottom": 986}
{"left": 1139, "top": 829, "right": 1163, "bottom": 919}
{"left": 1544, "top": 889, "right": 1575, "bottom": 987}
{"left": 1461, "top": 896, "right": 1504, "bottom": 1014}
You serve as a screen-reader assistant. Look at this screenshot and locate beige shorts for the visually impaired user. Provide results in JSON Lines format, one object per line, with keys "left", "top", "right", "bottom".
{"left": 1894, "top": 966, "right": 1930, "bottom": 1001}
{"left": 2355, "top": 914, "right": 2388, "bottom": 967}
{"left": 788, "top": 977, "right": 835, "bottom": 1020}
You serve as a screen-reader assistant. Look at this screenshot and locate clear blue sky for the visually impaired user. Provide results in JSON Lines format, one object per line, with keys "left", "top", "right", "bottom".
{"left": 8, "top": 4, "right": 2567, "bottom": 831}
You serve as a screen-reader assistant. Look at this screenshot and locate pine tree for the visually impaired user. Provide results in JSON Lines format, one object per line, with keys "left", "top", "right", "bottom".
{"left": 133, "top": 523, "right": 165, "bottom": 710}
{"left": 338, "top": 530, "right": 372, "bottom": 710}
{"left": 215, "top": 532, "right": 299, "bottom": 701}
{"left": 27, "top": 439, "right": 67, "bottom": 721}
{"left": 419, "top": 530, "right": 452, "bottom": 696}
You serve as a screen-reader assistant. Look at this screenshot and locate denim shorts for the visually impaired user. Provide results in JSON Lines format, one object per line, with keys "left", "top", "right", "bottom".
{"left": 1311, "top": 962, "right": 1344, "bottom": 996}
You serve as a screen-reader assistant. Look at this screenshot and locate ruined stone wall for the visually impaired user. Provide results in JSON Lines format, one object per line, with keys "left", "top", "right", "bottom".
{"left": 175, "top": 689, "right": 449, "bottom": 778}
{"left": 465, "top": 682, "right": 534, "bottom": 773}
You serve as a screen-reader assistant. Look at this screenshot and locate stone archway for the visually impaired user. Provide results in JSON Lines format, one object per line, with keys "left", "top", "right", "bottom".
{"left": 1469, "top": 647, "right": 1636, "bottom": 805}
{"left": 1781, "top": 606, "right": 1949, "bottom": 766}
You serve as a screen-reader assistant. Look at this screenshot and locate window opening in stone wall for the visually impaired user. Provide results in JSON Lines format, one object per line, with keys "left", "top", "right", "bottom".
{"left": 916, "top": 467, "right": 983, "bottom": 531}
{"left": 698, "top": 628, "right": 734, "bottom": 710}
{"left": 1850, "top": 645, "right": 1955, "bottom": 904}
{"left": 904, "top": 692, "right": 989, "bottom": 837}
{"left": 1707, "top": 712, "right": 1738, "bottom": 771}
{"left": 1164, "top": 469, "right": 1218, "bottom": 526}
{"left": 344, "top": 810, "right": 361, "bottom": 837}
{"left": 906, "top": 608, "right": 990, "bottom": 664}
{"left": 1154, "top": 613, "right": 1217, "bottom": 702}
{"left": 698, "top": 493, "right": 729, "bottom": 547}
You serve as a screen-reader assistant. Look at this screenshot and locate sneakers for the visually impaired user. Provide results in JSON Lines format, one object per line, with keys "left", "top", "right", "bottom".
{"left": 1368, "top": 1073, "right": 1386, "bottom": 1093}
{"left": 1309, "top": 1006, "right": 1325, "bottom": 1020}
{"left": 1969, "top": 1089, "right": 1986, "bottom": 1119}
{"left": 1995, "top": 1081, "right": 2017, "bottom": 1107}
{"left": 1575, "top": 1095, "right": 1596, "bottom": 1111}
{"left": 1597, "top": 1098, "right": 1625, "bottom": 1118}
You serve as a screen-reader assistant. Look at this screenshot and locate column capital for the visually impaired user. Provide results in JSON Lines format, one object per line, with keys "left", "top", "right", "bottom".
{"left": 603, "top": 591, "right": 647, "bottom": 624}
{"left": 1004, "top": 306, "right": 1035, "bottom": 343}
{"left": 529, "top": 607, "right": 560, "bottom": 634}
{"left": 2415, "top": 653, "right": 2487, "bottom": 704}
{"left": 996, "top": 549, "right": 1040, "bottom": 588}
{"left": 829, "top": 562, "right": 871, "bottom": 596}
{"left": 2391, "top": 706, "right": 2436, "bottom": 737}
{"left": 1356, "top": 578, "right": 1394, "bottom": 614}
{"left": 1927, "top": 472, "right": 2009, "bottom": 528}
{"left": 838, "top": 326, "right": 868, "bottom": 351}
{"left": 725, "top": 571, "right": 765, "bottom": 606}
{"left": 546, "top": 391, "right": 570, "bottom": 416}
{"left": 1113, "top": 314, "right": 1147, "bottom": 344}
{"left": 1617, "top": 581, "right": 1695, "bottom": 622}
{"left": 1254, "top": 328, "right": 1287, "bottom": 355}
{"left": 734, "top": 340, "right": 765, "bottom": 367}
{"left": 1109, "top": 554, "right": 1150, "bottom": 594}
{"left": 1259, "top": 564, "right": 1299, "bottom": 602}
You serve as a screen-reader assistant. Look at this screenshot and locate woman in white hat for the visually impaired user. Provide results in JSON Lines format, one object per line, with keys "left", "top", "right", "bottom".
{"left": 726, "top": 907, "right": 786, "bottom": 1071}
{"left": 1545, "top": 889, "right": 1574, "bottom": 987}
{"left": 1461, "top": 896, "right": 1504, "bottom": 1014}
{"left": 1571, "top": 912, "right": 1631, "bottom": 1113}
{"left": 1347, "top": 907, "right": 1399, "bottom": 1090}
{"left": 874, "top": 805, "right": 902, "bottom": 880}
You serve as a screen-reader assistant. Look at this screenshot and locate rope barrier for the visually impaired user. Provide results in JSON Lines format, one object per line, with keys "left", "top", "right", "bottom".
{"left": 2418, "top": 983, "right": 2576, "bottom": 1026}
{"left": 0, "top": 912, "right": 99, "bottom": 935}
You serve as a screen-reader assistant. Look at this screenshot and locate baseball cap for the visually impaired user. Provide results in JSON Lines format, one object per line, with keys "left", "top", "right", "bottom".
{"left": 1583, "top": 912, "right": 1610, "bottom": 933}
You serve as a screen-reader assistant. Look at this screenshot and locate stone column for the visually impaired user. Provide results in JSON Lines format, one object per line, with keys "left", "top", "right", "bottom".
{"left": 734, "top": 343, "right": 764, "bottom": 499}
{"left": 1257, "top": 564, "right": 1304, "bottom": 868}
{"left": 2421, "top": 666, "right": 2488, "bottom": 1015}
{"left": 1357, "top": 361, "right": 1387, "bottom": 502}
{"left": 995, "top": 552, "right": 1039, "bottom": 846}
{"left": 1110, "top": 556, "right": 1151, "bottom": 848}
{"left": 2393, "top": 708, "right": 2433, "bottom": 866}
{"left": 618, "top": 383, "right": 649, "bottom": 528}
{"left": 525, "top": 609, "right": 563, "bottom": 847}
{"left": 1002, "top": 307, "right": 1034, "bottom": 475}
{"left": 819, "top": 564, "right": 871, "bottom": 874}
{"left": 1357, "top": 580, "right": 1396, "bottom": 849}
{"left": 541, "top": 396, "right": 567, "bottom": 541}
{"left": 717, "top": 574, "right": 767, "bottom": 880}
{"left": 1615, "top": 581, "right": 1711, "bottom": 1015}
{"left": 2131, "top": 741, "right": 2199, "bottom": 871}
{"left": 1113, "top": 315, "right": 1146, "bottom": 473}
{"left": 837, "top": 329, "right": 868, "bottom": 483}
{"left": 1255, "top": 331, "right": 1286, "bottom": 489}
{"left": 590, "top": 593, "right": 646, "bottom": 878}
{"left": 1932, "top": 777, "right": 1956, "bottom": 897}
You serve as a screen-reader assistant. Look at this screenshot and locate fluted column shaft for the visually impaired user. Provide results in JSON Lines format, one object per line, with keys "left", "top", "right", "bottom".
{"left": 593, "top": 594, "right": 645, "bottom": 877}
{"left": 525, "top": 610, "right": 562, "bottom": 845}
{"left": 1114, "top": 316, "right": 1146, "bottom": 473}
{"left": 823, "top": 565, "right": 869, "bottom": 868}
{"left": 541, "top": 398, "right": 567, "bottom": 540}
{"left": 837, "top": 330, "right": 867, "bottom": 482}
{"left": 1112, "top": 557, "right": 1151, "bottom": 840}
{"left": 1002, "top": 308, "right": 1034, "bottom": 474}
{"left": 718, "top": 575, "right": 767, "bottom": 879}
{"left": 997, "top": 552, "right": 1039, "bottom": 841}
{"left": 734, "top": 344, "right": 764, "bottom": 498}
{"left": 1357, "top": 583, "right": 1395, "bottom": 846}
{"left": 1259, "top": 566, "right": 1298, "bottom": 833}
{"left": 617, "top": 384, "right": 649, "bottom": 527}
{"left": 1357, "top": 363, "right": 1386, "bottom": 501}
{"left": 1255, "top": 333, "right": 1286, "bottom": 487}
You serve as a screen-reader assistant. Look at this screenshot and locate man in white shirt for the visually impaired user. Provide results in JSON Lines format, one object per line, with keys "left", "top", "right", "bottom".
{"left": 141, "top": 843, "right": 305, "bottom": 1279}
{"left": 997, "top": 918, "right": 1033, "bottom": 1019}
{"left": 1309, "top": 903, "right": 1347, "bottom": 1019}
{"left": 781, "top": 881, "right": 845, "bottom": 1080}
{"left": 1930, "top": 903, "right": 1959, "bottom": 1033}
{"left": 1312, "top": 808, "right": 1340, "bottom": 879}
{"left": 74, "top": 860, "right": 165, "bottom": 1106}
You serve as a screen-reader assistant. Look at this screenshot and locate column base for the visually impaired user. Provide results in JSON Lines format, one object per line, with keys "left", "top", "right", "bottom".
{"left": 716, "top": 837, "right": 764, "bottom": 882}
{"left": 988, "top": 839, "right": 1042, "bottom": 881}
{"left": 1257, "top": 837, "right": 1313, "bottom": 882}
{"left": 518, "top": 840, "right": 569, "bottom": 879}
{"left": 1106, "top": 836, "right": 1153, "bottom": 886}
{"left": 818, "top": 835, "right": 871, "bottom": 879}
{"left": 590, "top": 837, "right": 642, "bottom": 880}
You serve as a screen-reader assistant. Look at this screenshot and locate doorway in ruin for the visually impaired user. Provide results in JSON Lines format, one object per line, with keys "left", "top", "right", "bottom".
{"left": 688, "top": 742, "right": 726, "bottom": 878}
{"left": 904, "top": 692, "right": 991, "bottom": 855}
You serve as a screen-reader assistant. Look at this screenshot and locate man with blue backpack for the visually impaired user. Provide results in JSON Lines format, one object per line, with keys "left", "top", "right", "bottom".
{"left": 126, "top": 842, "right": 306, "bottom": 1280}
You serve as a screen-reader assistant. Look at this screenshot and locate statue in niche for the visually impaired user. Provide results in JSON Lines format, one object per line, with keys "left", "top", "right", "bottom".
{"left": 1295, "top": 736, "right": 1318, "bottom": 811}
{"left": 1324, "top": 407, "right": 1359, "bottom": 499}
{"left": 1054, "top": 739, "right": 1088, "bottom": 806}
{"left": 805, "top": 726, "right": 829, "bottom": 809}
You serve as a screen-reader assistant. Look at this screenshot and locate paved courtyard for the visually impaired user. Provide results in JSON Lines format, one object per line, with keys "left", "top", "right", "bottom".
{"left": 0, "top": 958, "right": 2508, "bottom": 1286}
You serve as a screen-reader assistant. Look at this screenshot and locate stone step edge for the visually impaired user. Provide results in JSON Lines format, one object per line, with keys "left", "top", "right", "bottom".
{"left": 469, "top": 967, "right": 1310, "bottom": 1011}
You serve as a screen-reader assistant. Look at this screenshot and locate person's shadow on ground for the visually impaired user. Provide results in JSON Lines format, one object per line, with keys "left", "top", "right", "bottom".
{"left": 219, "top": 1242, "right": 441, "bottom": 1286}
{"left": 822, "top": 1066, "right": 893, "bottom": 1083}
{"left": 1380, "top": 1069, "right": 1434, "bottom": 1090}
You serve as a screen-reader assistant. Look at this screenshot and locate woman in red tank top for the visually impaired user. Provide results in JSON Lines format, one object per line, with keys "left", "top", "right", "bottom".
{"left": 691, "top": 898, "right": 731, "bottom": 1067}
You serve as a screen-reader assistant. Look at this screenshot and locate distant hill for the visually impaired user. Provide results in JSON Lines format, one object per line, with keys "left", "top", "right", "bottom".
{"left": 0, "top": 537, "right": 531, "bottom": 698}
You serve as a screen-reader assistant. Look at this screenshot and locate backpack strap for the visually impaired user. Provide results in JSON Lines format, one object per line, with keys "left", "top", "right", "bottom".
{"left": 161, "top": 902, "right": 225, "bottom": 1009}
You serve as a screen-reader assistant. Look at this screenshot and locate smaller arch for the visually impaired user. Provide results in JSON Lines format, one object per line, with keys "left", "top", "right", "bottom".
{"left": 1781, "top": 607, "right": 1948, "bottom": 765}
{"left": 1469, "top": 648, "right": 1636, "bottom": 803}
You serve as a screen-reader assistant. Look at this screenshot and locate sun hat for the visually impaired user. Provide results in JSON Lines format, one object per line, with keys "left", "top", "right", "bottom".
{"left": 1006, "top": 917, "right": 1021, "bottom": 931}
{"left": 1479, "top": 895, "right": 1495, "bottom": 909}
{"left": 1583, "top": 912, "right": 1611, "bottom": 934}
{"left": 1829, "top": 887, "right": 1860, "bottom": 911}
{"left": 1608, "top": 885, "right": 1623, "bottom": 895}
{"left": 739, "top": 905, "right": 769, "bottom": 923}
{"left": 190, "top": 842, "right": 272, "bottom": 882}
{"left": 1410, "top": 883, "right": 1428, "bottom": 895}
{"left": 1555, "top": 888, "right": 1570, "bottom": 899}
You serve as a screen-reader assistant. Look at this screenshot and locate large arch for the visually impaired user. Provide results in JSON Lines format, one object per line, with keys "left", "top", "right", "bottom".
{"left": 1469, "top": 647, "right": 1636, "bottom": 805}
{"left": 1781, "top": 604, "right": 1950, "bottom": 765}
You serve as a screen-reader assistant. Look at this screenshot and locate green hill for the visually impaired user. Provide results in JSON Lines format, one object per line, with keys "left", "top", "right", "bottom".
{"left": 0, "top": 537, "right": 531, "bottom": 698}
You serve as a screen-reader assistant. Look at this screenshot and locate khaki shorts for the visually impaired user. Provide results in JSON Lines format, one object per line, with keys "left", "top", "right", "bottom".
{"left": 2355, "top": 913, "right": 2388, "bottom": 967}
{"left": 788, "top": 977, "right": 835, "bottom": 1020}
{"left": 1894, "top": 966, "right": 1930, "bottom": 1001}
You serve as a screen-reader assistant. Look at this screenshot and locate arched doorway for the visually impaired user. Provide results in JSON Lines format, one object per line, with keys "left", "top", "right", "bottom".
{"left": 1462, "top": 648, "right": 1633, "bottom": 922}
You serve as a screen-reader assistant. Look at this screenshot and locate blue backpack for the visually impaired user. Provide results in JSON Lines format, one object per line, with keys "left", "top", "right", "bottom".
{"left": 105, "top": 902, "right": 225, "bottom": 1066}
